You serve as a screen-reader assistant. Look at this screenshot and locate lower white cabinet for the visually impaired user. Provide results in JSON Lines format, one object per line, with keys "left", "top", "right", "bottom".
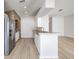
{"left": 15, "top": 31, "right": 19, "bottom": 42}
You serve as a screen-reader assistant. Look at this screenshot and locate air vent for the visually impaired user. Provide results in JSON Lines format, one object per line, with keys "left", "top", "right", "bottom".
{"left": 58, "top": 9, "right": 63, "bottom": 12}
{"left": 19, "top": 0, "right": 25, "bottom": 3}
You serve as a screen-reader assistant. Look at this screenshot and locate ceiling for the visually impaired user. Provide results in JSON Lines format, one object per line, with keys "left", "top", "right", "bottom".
{"left": 48, "top": 0, "right": 74, "bottom": 16}
{"left": 4, "top": 0, "right": 74, "bottom": 17}
{"left": 4, "top": 0, "right": 44, "bottom": 17}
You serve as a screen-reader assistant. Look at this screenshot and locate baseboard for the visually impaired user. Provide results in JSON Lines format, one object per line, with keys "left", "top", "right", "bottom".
{"left": 21, "top": 37, "right": 34, "bottom": 39}
{"left": 58, "top": 36, "right": 74, "bottom": 39}
{"left": 39, "top": 56, "right": 59, "bottom": 59}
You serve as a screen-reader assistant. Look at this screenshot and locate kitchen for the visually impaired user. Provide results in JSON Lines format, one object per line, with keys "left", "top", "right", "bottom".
{"left": 4, "top": 0, "right": 74, "bottom": 59}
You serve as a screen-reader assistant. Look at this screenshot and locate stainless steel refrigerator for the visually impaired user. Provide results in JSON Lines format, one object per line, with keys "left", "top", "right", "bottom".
{"left": 4, "top": 14, "right": 15, "bottom": 56}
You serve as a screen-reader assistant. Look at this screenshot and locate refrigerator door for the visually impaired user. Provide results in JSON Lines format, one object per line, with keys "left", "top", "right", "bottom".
{"left": 9, "top": 20, "right": 15, "bottom": 53}
{"left": 4, "top": 14, "right": 9, "bottom": 56}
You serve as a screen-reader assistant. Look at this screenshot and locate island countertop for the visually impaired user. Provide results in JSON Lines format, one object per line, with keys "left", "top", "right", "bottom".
{"left": 33, "top": 30, "right": 59, "bottom": 35}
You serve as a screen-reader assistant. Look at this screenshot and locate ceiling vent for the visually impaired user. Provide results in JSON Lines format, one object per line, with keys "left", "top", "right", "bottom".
{"left": 58, "top": 9, "right": 63, "bottom": 12}
{"left": 19, "top": 0, "right": 25, "bottom": 3}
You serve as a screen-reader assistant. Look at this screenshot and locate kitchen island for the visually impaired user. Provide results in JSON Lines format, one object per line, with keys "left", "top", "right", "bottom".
{"left": 33, "top": 30, "right": 59, "bottom": 59}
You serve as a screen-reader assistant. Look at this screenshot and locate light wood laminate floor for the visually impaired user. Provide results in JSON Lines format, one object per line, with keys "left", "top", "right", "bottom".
{"left": 5, "top": 39, "right": 39, "bottom": 59}
{"left": 58, "top": 37, "right": 74, "bottom": 59}
{"left": 5, "top": 37, "right": 74, "bottom": 59}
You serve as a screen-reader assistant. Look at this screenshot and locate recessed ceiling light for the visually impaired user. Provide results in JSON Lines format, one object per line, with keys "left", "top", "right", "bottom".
{"left": 58, "top": 9, "right": 63, "bottom": 12}
{"left": 24, "top": 6, "right": 27, "bottom": 8}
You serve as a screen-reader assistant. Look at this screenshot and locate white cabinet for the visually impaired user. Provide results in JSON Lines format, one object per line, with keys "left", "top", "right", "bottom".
{"left": 15, "top": 31, "right": 19, "bottom": 42}
{"left": 39, "top": 33, "right": 59, "bottom": 59}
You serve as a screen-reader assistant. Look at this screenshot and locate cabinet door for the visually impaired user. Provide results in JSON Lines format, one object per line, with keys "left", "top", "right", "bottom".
{"left": 40, "top": 34, "right": 58, "bottom": 58}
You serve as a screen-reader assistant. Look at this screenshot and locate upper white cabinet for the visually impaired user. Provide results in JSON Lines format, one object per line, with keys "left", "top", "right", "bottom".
{"left": 36, "top": 16, "right": 49, "bottom": 32}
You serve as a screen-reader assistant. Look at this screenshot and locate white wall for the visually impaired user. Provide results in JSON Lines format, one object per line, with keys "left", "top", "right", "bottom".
{"left": 21, "top": 16, "right": 35, "bottom": 38}
{"left": 34, "top": 17, "right": 38, "bottom": 27}
{"left": 52, "top": 16, "right": 64, "bottom": 36}
{"left": 64, "top": 15, "right": 74, "bottom": 38}
{"left": 52, "top": 15, "right": 74, "bottom": 38}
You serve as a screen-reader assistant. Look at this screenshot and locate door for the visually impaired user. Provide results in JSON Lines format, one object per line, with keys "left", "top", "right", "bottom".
{"left": 4, "top": 14, "right": 9, "bottom": 55}
{"left": 9, "top": 20, "right": 15, "bottom": 53}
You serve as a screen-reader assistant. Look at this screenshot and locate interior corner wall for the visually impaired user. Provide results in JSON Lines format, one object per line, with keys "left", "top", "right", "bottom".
{"left": 49, "top": 17, "right": 52, "bottom": 33}
{"left": 52, "top": 16, "right": 64, "bottom": 36}
{"left": 64, "top": 15, "right": 74, "bottom": 38}
{"left": 21, "top": 16, "right": 35, "bottom": 38}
